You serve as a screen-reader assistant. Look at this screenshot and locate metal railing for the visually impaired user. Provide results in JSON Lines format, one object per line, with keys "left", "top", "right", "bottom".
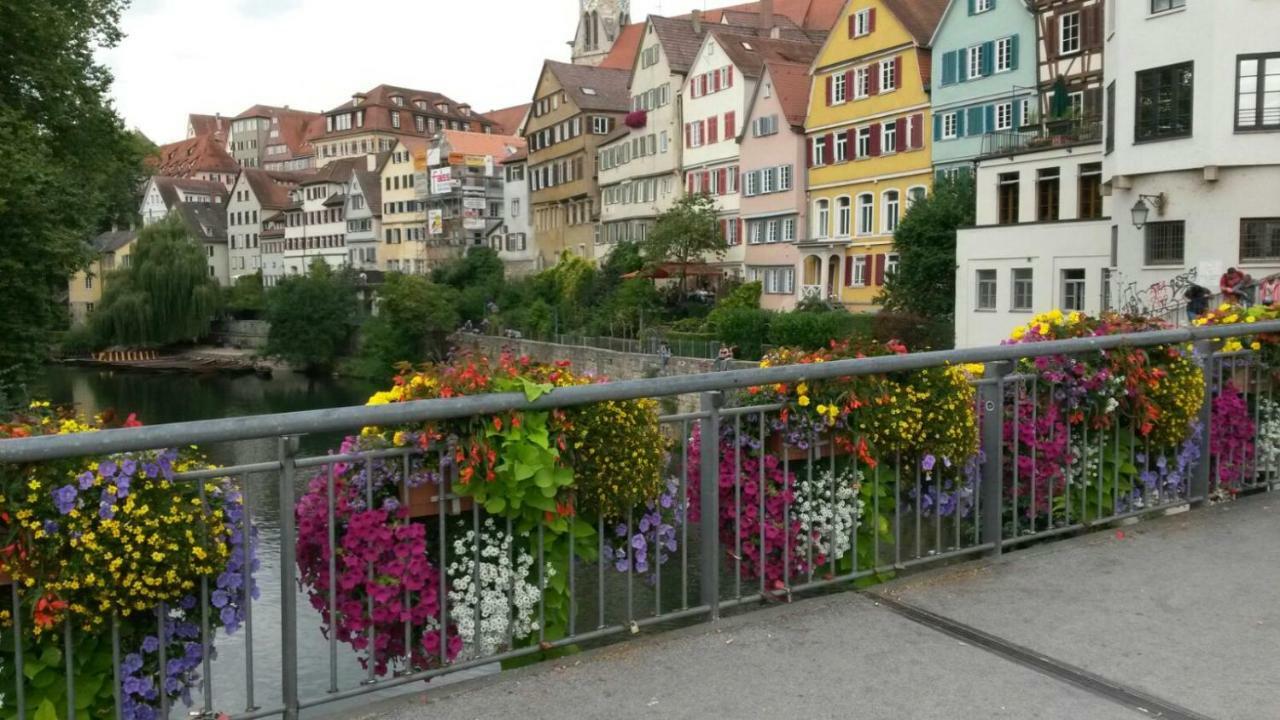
{"left": 3, "top": 321, "right": 1280, "bottom": 720}
{"left": 980, "top": 118, "right": 1103, "bottom": 158}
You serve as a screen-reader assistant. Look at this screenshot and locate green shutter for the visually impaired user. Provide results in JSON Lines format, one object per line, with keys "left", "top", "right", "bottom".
{"left": 941, "top": 51, "right": 957, "bottom": 85}
{"left": 1010, "top": 35, "right": 1020, "bottom": 71}
{"left": 981, "top": 41, "right": 995, "bottom": 76}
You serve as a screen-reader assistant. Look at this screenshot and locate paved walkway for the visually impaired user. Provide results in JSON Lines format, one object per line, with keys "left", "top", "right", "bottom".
{"left": 355, "top": 495, "right": 1279, "bottom": 720}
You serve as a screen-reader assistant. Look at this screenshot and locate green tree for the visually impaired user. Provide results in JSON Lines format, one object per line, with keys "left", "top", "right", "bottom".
{"left": 89, "top": 216, "right": 222, "bottom": 347}
{"left": 265, "top": 259, "right": 358, "bottom": 374}
{"left": 878, "top": 174, "right": 976, "bottom": 318}
{"left": 0, "top": 0, "right": 150, "bottom": 405}
{"left": 642, "top": 193, "right": 724, "bottom": 295}
{"left": 225, "top": 271, "right": 266, "bottom": 318}
{"left": 356, "top": 274, "right": 459, "bottom": 380}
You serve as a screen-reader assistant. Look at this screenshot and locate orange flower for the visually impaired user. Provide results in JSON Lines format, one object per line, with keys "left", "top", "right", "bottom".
{"left": 34, "top": 594, "right": 68, "bottom": 630}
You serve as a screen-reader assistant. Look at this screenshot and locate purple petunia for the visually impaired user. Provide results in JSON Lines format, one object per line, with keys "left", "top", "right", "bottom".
{"left": 52, "top": 484, "right": 78, "bottom": 515}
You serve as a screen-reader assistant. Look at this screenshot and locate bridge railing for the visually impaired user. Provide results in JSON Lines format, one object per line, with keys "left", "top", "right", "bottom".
{"left": 3, "top": 321, "right": 1279, "bottom": 720}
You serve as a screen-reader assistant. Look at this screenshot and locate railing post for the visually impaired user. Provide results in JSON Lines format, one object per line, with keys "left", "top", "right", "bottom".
{"left": 980, "top": 361, "right": 1012, "bottom": 557}
{"left": 278, "top": 435, "right": 301, "bottom": 720}
{"left": 1192, "top": 339, "right": 1215, "bottom": 507}
{"left": 698, "top": 391, "right": 723, "bottom": 619}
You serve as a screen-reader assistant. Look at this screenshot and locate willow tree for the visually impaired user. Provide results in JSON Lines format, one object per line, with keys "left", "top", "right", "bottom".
{"left": 90, "top": 215, "right": 222, "bottom": 347}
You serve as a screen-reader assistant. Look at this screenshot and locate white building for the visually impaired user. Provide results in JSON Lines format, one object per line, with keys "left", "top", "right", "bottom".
{"left": 226, "top": 169, "right": 302, "bottom": 283}
{"left": 281, "top": 159, "right": 358, "bottom": 277}
{"left": 490, "top": 149, "right": 538, "bottom": 275}
{"left": 954, "top": 143, "right": 1111, "bottom": 348}
{"left": 345, "top": 156, "right": 386, "bottom": 272}
{"left": 1103, "top": 0, "right": 1280, "bottom": 305}
{"left": 139, "top": 177, "right": 227, "bottom": 227}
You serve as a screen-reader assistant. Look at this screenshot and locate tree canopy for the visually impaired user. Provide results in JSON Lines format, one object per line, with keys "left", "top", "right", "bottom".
{"left": 642, "top": 193, "right": 725, "bottom": 294}
{"left": 265, "top": 260, "right": 358, "bottom": 374}
{"left": 878, "top": 174, "right": 976, "bottom": 319}
{"left": 0, "top": 0, "right": 150, "bottom": 405}
{"left": 89, "top": 216, "right": 222, "bottom": 347}
{"left": 355, "top": 274, "right": 460, "bottom": 380}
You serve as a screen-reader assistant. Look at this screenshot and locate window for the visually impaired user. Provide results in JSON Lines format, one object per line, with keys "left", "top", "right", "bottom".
{"left": 837, "top": 197, "right": 852, "bottom": 236}
{"left": 390, "top": 111, "right": 401, "bottom": 129}
{"left": 1151, "top": 0, "right": 1185, "bottom": 12}
{"left": 881, "top": 58, "right": 897, "bottom": 91}
{"left": 856, "top": 194, "right": 874, "bottom": 235}
{"left": 592, "top": 116, "right": 611, "bottom": 134}
{"left": 779, "top": 165, "right": 792, "bottom": 191}
{"left": 783, "top": 217, "right": 796, "bottom": 242}
{"left": 1036, "top": 168, "right": 1060, "bottom": 221}
{"left": 995, "top": 102, "right": 1013, "bottom": 131}
{"left": 415, "top": 115, "right": 425, "bottom": 133}
{"left": 974, "top": 0, "right": 993, "bottom": 12}
{"left": 1136, "top": 62, "right": 1194, "bottom": 141}
{"left": 1144, "top": 221, "right": 1186, "bottom": 265}
{"left": 1240, "top": 218, "right": 1280, "bottom": 262}
{"left": 1236, "top": 54, "right": 1280, "bottom": 131}
{"left": 995, "top": 37, "right": 1013, "bottom": 73}
{"left": 1061, "top": 269, "right": 1087, "bottom": 311}
{"left": 834, "top": 132, "right": 848, "bottom": 162}
{"left": 755, "top": 266, "right": 795, "bottom": 294}
{"left": 815, "top": 199, "right": 830, "bottom": 238}
{"left": 854, "top": 67, "right": 870, "bottom": 98}
{"left": 968, "top": 45, "right": 984, "bottom": 80}
{"left": 84, "top": 274, "right": 93, "bottom": 289}
{"left": 641, "top": 45, "right": 660, "bottom": 68}
{"left": 907, "top": 186, "right": 927, "bottom": 209}
{"left": 882, "top": 122, "right": 897, "bottom": 153}
{"left": 942, "top": 113, "right": 958, "bottom": 139}
{"left": 753, "top": 114, "right": 779, "bottom": 137}
{"left": 852, "top": 256, "right": 868, "bottom": 286}
{"left": 886, "top": 253, "right": 900, "bottom": 278}
{"left": 1019, "top": 98, "right": 1034, "bottom": 128}
{"left": 1011, "top": 268, "right": 1034, "bottom": 311}
{"left": 1059, "top": 11, "right": 1081, "bottom": 55}
{"left": 852, "top": 8, "right": 872, "bottom": 37}
{"left": 856, "top": 126, "right": 872, "bottom": 156}
{"left": 811, "top": 135, "right": 826, "bottom": 165}
{"left": 833, "top": 72, "right": 847, "bottom": 104}
{"left": 883, "top": 190, "right": 900, "bottom": 233}
{"left": 976, "top": 270, "right": 997, "bottom": 310}
{"left": 998, "top": 172, "right": 1020, "bottom": 225}
{"left": 1078, "top": 163, "right": 1103, "bottom": 219}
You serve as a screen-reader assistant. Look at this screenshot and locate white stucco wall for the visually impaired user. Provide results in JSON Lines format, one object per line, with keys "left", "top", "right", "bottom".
{"left": 975, "top": 144, "right": 1109, "bottom": 225}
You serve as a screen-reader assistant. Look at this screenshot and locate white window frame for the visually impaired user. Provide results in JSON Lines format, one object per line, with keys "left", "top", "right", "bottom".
{"left": 882, "top": 190, "right": 900, "bottom": 234}
{"left": 1060, "top": 11, "right": 1081, "bottom": 55}
{"left": 852, "top": 255, "right": 868, "bottom": 287}
{"left": 882, "top": 122, "right": 897, "bottom": 154}
{"left": 976, "top": 269, "right": 998, "bottom": 310}
{"left": 766, "top": 219, "right": 779, "bottom": 244}
{"left": 1018, "top": 98, "right": 1033, "bottom": 127}
{"left": 782, "top": 217, "right": 796, "bottom": 242}
{"left": 885, "top": 253, "right": 900, "bottom": 278}
{"left": 942, "top": 112, "right": 958, "bottom": 139}
{"left": 856, "top": 193, "right": 874, "bottom": 235}
{"left": 853, "top": 8, "right": 872, "bottom": 37}
{"left": 881, "top": 58, "right": 897, "bottom": 91}
{"left": 995, "top": 102, "right": 1013, "bottom": 131}
{"left": 906, "top": 186, "right": 927, "bottom": 209}
{"left": 778, "top": 165, "right": 792, "bottom": 191}
{"left": 836, "top": 196, "right": 852, "bottom": 237}
{"left": 854, "top": 67, "right": 870, "bottom": 98}
{"left": 832, "top": 72, "right": 847, "bottom": 104}
{"left": 968, "top": 45, "right": 984, "bottom": 80}
{"left": 834, "top": 132, "right": 848, "bottom": 162}
{"left": 995, "top": 37, "right": 1013, "bottom": 73}
{"left": 815, "top": 199, "right": 831, "bottom": 238}
{"left": 975, "top": 0, "right": 993, "bottom": 12}
{"left": 856, "top": 126, "right": 871, "bottom": 157}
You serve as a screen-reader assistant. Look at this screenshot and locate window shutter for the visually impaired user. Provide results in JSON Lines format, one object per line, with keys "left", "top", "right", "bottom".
{"left": 984, "top": 105, "right": 995, "bottom": 133}
{"left": 953, "top": 51, "right": 966, "bottom": 85}
{"left": 868, "top": 8, "right": 876, "bottom": 31}
{"left": 728, "top": 66, "right": 734, "bottom": 87}
{"left": 848, "top": 13, "right": 857, "bottom": 38}
{"left": 868, "top": 65, "right": 880, "bottom": 95}
{"left": 894, "top": 56, "right": 903, "bottom": 87}
{"left": 725, "top": 111, "right": 736, "bottom": 139}
{"left": 825, "top": 75, "right": 833, "bottom": 105}
{"left": 1084, "top": 6, "right": 1103, "bottom": 50}
{"left": 824, "top": 134, "right": 835, "bottom": 163}
{"left": 845, "top": 256, "right": 854, "bottom": 286}
{"left": 807, "top": 137, "right": 814, "bottom": 167}
{"left": 718, "top": 168, "right": 727, "bottom": 196}
{"left": 1047, "top": 16, "right": 1059, "bottom": 59}
{"left": 934, "top": 114, "right": 943, "bottom": 141}
{"left": 719, "top": 219, "right": 727, "bottom": 243}
{"left": 941, "top": 51, "right": 956, "bottom": 86}
{"left": 981, "top": 42, "right": 995, "bottom": 76}
{"left": 1010, "top": 34, "right": 1020, "bottom": 70}
{"left": 956, "top": 110, "right": 966, "bottom": 136}
{"left": 703, "top": 170, "right": 711, "bottom": 192}
{"left": 1085, "top": 87, "right": 1102, "bottom": 119}
{"left": 846, "top": 127, "right": 858, "bottom": 153}
{"left": 738, "top": 218, "right": 744, "bottom": 245}
{"left": 708, "top": 116, "right": 718, "bottom": 144}
{"left": 967, "top": 0, "right": 975, "bottom": 14}
{"left": 869, "top": 123, "right": 881, "bottom": 155}
{"left": 911, "top": 113, "right": 924, "bottom": 149}
{"left": 686, "top": 173, "right": 694, "bottom": 194}
{"left": 896, "top": 116, "right": 908, "bottom": 147}
{"left": 967, "top": 107, "right": 985, "bottom": 135}
{"left": 845, "top": 70, "right": 855, "bottom": 97}
{"left": 713, "top": 71, "right": 721, "bottom": 92}
{"left": 874, "top": 254, "right": 885, "bottom": 286}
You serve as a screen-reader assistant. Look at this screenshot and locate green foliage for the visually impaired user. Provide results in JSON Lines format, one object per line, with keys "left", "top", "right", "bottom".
{"left": 1, "top": 629, "right": 116, "bottom": 720}
{"left": 599, "top": 240, "right": 644, "bottom": 280}
{"left": 355, "top": 274, "right": 459, "bottom": 380}
{"left": 224, "top": 271, "right": 266, "bottom": 318}
{"left": 768, "top": 308, "right": 862, "bottom": 350}
{"left": 0, "top": 0, "right": 149, "bottom": 405}
{"left": 432, "top": 247, "right": 504, "bottom": 293}
{"left": 642, "top": 194, "right": 724, "bottom": 293}
{"left": 265, "top": 260, "right": 357, "bottom": 374}
{"left": 88, "top": 216, "right": 223, "bottom": 348}
{"left": 879, "top": 174, "right": 975, "bottom": 319}
{"left": 870, "top": 312, "right": 955, "bottom": 351}
{"left": 715, "top": 308, "right": 773, "bottom": 360}
{"left": 595, "top": 279, "right": 662, "bottom": 332}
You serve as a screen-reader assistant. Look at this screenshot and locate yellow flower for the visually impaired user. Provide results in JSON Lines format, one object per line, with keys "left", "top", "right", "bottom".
{"left": 1251, "top": 342, "right": 1262, "bottom": 351}
{"left": 796, "top": 383, "right": 809, "bottom": 395}
{"left": 798, "top": 395, "right": 811, "bottom": 407}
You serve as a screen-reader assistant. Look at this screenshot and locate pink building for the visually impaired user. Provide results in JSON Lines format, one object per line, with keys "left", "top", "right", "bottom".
{"left": 738, "top": 60, "right": 811, "bottom": 311}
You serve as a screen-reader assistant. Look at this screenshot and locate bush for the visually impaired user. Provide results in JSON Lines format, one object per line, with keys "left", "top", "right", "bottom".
{"left": 715, "top": 307, "right": 773, "bottom": 360}
{"left": 768, "top": 310, "right": 860, "bottom": 350}
{"left": 225, "top": 271, "right": 266, "bottom": 319}
{"left": 871, "top": 312, "right": 954, "bottom": 351}
{"left": 58, "top": 325, "right": 96, "bottom": 357}
{"left": 353, "top": 274, "right": 459, "bottom": 380}
{"left": 265, "top": 260, "right": 358, "bottom": 374}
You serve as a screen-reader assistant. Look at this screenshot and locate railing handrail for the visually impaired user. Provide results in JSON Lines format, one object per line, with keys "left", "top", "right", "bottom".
{"left": 3, "top": 320, "right": 1273, "bottom": 463}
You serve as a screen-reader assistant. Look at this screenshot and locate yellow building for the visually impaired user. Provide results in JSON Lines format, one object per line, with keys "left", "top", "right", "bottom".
{"left": 68, "top": 229, "right": 137, "bottom": 325}
{"left": 803, "top": 0, "right": 946, "bottom": 310}
{"left": 380, "top": 138, "right": 428, "bottom": 274}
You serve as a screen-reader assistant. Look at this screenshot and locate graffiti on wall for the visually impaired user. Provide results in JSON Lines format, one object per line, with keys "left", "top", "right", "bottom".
{"left": 1109, "top": 268, "right": 1200, "bottom": 317}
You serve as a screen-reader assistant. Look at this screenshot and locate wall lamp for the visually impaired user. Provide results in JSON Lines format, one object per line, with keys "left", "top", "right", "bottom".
{"left": 1130, "top": 193, "right": 1166, "bottom": 230}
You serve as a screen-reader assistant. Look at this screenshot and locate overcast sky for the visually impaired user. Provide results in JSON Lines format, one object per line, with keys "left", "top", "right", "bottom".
{"left": 100, "top": 0, "right": 724, "bottom": 144}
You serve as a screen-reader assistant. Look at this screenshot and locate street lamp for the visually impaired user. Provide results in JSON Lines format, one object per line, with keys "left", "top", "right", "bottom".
{"left": 1130, "top": 193, "right": 1166, "bottom": 229}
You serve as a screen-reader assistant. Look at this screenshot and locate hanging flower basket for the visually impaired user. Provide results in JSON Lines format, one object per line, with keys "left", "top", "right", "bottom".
{"left": 405, "top": 478, "right": 473, "bottom": 517}
{"left": 765, "top": 430, "right": 852, "bottom": 462}
{"left": 624, "top": 110, "right": 647, "bottom": 129}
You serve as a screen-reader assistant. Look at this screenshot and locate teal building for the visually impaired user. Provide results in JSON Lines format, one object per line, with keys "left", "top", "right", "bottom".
{"left": 929, "top": 0, "right": 1038, "bottom": 177}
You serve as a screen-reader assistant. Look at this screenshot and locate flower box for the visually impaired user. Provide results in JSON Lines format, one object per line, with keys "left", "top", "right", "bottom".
{"left": 406, "top": 481, "right": 473, "bottom": 518}
{"left": 765, "top": 430, "right": 852, "bottom": 462}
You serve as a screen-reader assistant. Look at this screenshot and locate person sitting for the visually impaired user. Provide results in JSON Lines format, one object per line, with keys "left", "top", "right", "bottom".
{"left": 1220, "top": 267, "right": 1254, "bottom": 306}
{"left": 1184, "top": 284, "right": 1211, "bottom": 323}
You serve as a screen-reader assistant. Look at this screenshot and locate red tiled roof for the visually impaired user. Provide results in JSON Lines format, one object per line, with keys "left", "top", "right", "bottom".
{"left": 543, "top": 61, "right": 633, "bottom": 112}
{"left": 438, "top": 130, "right": 525, "bottom": 160}
{"left": 764, "top": 60, "right": 813, "bottom": 128}
{"left": 240, "top": 168, "right": 305, "bottom": 210}
{"left": 704, "top": 0, "right": 848, "bottom": 31}
{"left": 148, "top": 134, "right": 238, "bottom": 177}
{"left": 187, "top": 113, "right": 228, "bottom": 139}
{"left": 151, "top": 176, "right": 229, "bottom": 209}
{"left": 709, "top": 29, "right": 822, "bottom": 79}
{"left": 881, "top": 0, "right": 949, "bottom": 46}
{"left": 236, "top": 105, "right": 324, "bottom": 161}
{"left": 500, "top": 146, "right": 528, "bottom": 164}
{"left": 320, "top": 84, "right": 493, "bottom": 141}
{"left": 599, "top": 22, "right": 645, "bottom": 69}
{"left": 482, "top": 104, "right": 530, "bottom": 136}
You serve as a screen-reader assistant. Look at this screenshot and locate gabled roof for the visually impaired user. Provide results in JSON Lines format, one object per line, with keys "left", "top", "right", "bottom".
{"left": 706, "top": 0, "right": 848, "bottom": 31}
{"left": 151, "top": 176, "right": 229, "bottom": 209}
{"left": 233, "top": 105, "right": 325, "bottom": 162}
{"left": 298, "top": 157, "right": 360, "bottom": 187}
{"left": 765, "top": 60, "right": 814, "bottom": 129}
{"left": 187, "top": 113, "right": 227, "bottom": 139}
{"left": 882, "top": 0, "right": 949, "bottom": 46}
{"left": 599, "top": 22, "right": 646, "bottom": 70}
{"left": 174, "top": 202, "right": 227, "bottom": 244}
{"left": 543, "top": 61, "right": 632, "bottom": 112}
{"left": 148, "top": 134, "right": 238, "bottom": 177}
{"left": 647, "top": 12, "right": 818, "bottom": 76}
{"left": 482, "top": 103, "right": 531, "bottom": 135}
{"left": 439, "top": 130, "right": 526, "bottom": 160}
{"left": 351, "top": 159, "right": 387, "bottom": 218}
{"left": 707, "top": 29, "right": 822, "bottom": 80}
{"left": 500, "top": 146, "right": 528, "bottom": 165}
{"left": 240, "top": 168, "right": 305, "bottom": 210}
{"left": 91, "top": 229, "right": 137, "bottom": 254}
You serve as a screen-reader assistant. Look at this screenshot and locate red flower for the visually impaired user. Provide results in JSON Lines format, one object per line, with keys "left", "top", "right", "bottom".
{"left": 34, "top": 593, "right": 68, "bottom": 630}
{"left": 123, "top": 413, "right": 142, "bottom": 428}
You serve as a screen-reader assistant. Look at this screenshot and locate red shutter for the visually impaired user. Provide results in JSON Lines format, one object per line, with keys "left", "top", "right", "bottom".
{"left": 874, "top": 254, "right": 886, "bottom": 286}
{"left": 737, "top": 218, "right": 744, "bottom": 245}
{"left": 825, "top": 75, "right": 833, "bottom": 105}
{"left": 869, "top": 123, "right": 881, "bottom": 156}
{"left": 806, "top": 138, "right": 814, "bottom": 168}
{"left": 824, "top": 134, "right": 835, "bottom": 163}
{"left": 844, "top": 256, "right": 853, "bottom": 286}
{"left": 719, "top": 219, "right": 728, "bottom": 243}
{"left": 868, "top": 8, "right": 876, "bottom": 32}
{"left": 725, "top": 111, "right": 736, "bottom": 138}
{"left": 894, "top": 56, "right": 903, "bottom": 89}
{"left": 714, "top": 70, "right": 722, "bottom": 92}
{"left": 687, "top": 172, "right": 694, "bottom": 193}
{"left": 703, "top": 170, "right": 712, "bottom": 192}
{"left": 728, "top": 66, "right": 734, "bottom": 87}
{"left": 848, "top": 14, "right": 857, "bottom": 38}
{"left": 1047, "top": 16, "right": 1059, "bottom": 59}
{"left": 708, "top": 116, "right": 718, "bottom": 144}
{"left": 718, "top": 168, "right": 727, "bottom": 196}
{"left": 911, "top": 113, "right": 924, "bottom": 149}
{"left": 846, "top": 127, "right": 858, "bottom": 155}
{"left": 868, "top": 64, "right": 880, "bottom": 95}
{"left": 844, "top": 70, "right": 855, "bottom": 98}
{"left": 895, "top": 116, "right": 908, "bottom": 149}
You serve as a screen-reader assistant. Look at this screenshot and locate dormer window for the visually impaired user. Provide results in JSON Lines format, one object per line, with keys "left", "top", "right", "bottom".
{"left": 436, "top": 102, "right": 449, "bottom": 113}
{"left": 582, "top": 87, "right": 598, "bottom": 96}
{"left": 740, "top": 41, "right": 753, "bottom": 51}
{"left": 414, "top": 100, "right": 427, "bottom": 110}
{"left": 392, "top": 95, "right": 404, "bottom": 106}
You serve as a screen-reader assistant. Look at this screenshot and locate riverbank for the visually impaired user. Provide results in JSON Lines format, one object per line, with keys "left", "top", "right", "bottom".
{"left": 63, "top": 345, "right": 285, "bottom": 376}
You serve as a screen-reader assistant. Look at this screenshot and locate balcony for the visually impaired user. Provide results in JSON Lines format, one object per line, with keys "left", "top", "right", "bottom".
{"left": 980, "top": 117, "right": 1103, "bottom": 158}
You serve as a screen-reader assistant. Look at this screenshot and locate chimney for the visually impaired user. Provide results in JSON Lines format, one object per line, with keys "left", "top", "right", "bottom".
{"left": 691, "top": 8, "right": 702, "bottom": 34}
{"left": 759, "top": 0, "right": 774, "bottom": 36}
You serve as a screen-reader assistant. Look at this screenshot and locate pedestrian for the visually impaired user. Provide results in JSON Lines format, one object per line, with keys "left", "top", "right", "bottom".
{"left": 715, "top": 344, "right": 733, "bottom": 371}
{"left": 658, "top": 341, "right": 671, "bottom": 372}
{"left": 1184, "top": 284, "right": 1211, "bottom": 324}
{"left": 1220, "top": 267, "right": 1254, "bottom": 307}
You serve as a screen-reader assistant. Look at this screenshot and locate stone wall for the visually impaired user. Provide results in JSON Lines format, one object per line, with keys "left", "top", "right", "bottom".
{"left": 214, "top": 320, "right": 271, "bottom": 350}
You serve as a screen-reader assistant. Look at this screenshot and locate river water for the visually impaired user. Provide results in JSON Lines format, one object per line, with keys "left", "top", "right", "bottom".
{"left": 33, "top": 366, "right": 440, "bottom": 717}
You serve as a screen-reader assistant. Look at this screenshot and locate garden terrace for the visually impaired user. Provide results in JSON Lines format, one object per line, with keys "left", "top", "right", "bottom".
{"left": 2, "top": 317, "right": 1279, "bottom": 720}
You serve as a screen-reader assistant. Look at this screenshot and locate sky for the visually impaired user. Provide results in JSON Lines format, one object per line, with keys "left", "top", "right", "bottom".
{"left": 99, "top": 0, "right": 727, "bottom": 144}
